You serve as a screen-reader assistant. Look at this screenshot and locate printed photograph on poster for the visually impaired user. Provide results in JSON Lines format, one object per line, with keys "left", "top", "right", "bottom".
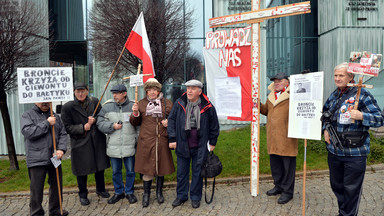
{"left": 347, "top": 51, "right": 382, "bottom": 77}
{"left": 371, "top": 54, "right": 382, "bottom": 69}
{"left": 294, "top": 82, "right": 310, "bottom": 94}
{"left": 288, "top": 71, "right": 324, "bottom": 140}
{"left": 349, "top": 52, "right": 361, "bottom": 63}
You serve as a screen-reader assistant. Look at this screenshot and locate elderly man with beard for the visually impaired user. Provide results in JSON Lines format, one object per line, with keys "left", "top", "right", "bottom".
{"left": 21, "top": 102, "right": 69, "bottom": 216}
{"left": 97, "top": 84, "right": 139, "bottom": 205}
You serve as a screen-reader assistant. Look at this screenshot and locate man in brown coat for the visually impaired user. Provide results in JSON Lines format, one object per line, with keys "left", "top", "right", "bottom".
{"left": 260, "top": 72, "right": 298, "bottom": 204}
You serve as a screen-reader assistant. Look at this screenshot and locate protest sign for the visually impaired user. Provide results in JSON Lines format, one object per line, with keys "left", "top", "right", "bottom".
{"left": 17, "top": 67, "right": 73, "bottom": 104}
{"left": 348, "top": 51, "right": 382, "bottom": 77}
{"left": 129, "top": 74, "right": 144, "bottom": 87}
{"left": 288, "top": 72, "right": 323, "bottom": 140}
{"left": 203, "top": 26, "right": 252, "bottom": 121}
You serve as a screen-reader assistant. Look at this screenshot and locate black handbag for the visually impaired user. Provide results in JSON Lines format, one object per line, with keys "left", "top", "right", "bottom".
{"left": 201, "top": 151, "right": 222, "bottom": 204}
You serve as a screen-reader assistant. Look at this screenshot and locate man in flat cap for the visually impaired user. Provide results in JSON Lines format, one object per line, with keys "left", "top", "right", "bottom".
{"left": 97, "top": 84, "right": 139, "bottom": 205}
{"left": 21, "top": 101, "right": 68, "bottom": 216}
{"left": 260, "top": 72, "right": 298, "bottom": 204}
{"left": 168, "top": 79, "right": 220, "bottom": 209}
{"left": 61, "top": 82, "right": 110, "bottom": 206}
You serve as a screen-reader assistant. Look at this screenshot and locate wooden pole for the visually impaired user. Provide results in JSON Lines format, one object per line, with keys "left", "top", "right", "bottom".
{"left": 49, "top": 103, "right": 63, "bottom": 216}
{"left": 351, "top": 76, "right": 363, "bottom": 123}
{"left": 135, "top": 64, "right": 142, "bottom": 103}
{"left": 92, "top": 45, "right": 127, "bottom": 116}
{"left": 302, "top": 139, "right": 307, "bottom": 216}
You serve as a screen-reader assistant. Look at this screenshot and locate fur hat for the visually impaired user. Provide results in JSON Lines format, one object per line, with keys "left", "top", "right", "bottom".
{"left": 144, "top": 78, "right": 162, "bottom": 91}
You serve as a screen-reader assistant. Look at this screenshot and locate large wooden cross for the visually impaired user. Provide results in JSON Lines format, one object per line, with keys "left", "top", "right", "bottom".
{"left": 209, "top": 1, "right": 311, "bottom": 197}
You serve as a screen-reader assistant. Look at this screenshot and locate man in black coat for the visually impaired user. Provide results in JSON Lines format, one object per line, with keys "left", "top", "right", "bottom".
{"left": 61, "top": 82, "right": 110, "bottom": 206}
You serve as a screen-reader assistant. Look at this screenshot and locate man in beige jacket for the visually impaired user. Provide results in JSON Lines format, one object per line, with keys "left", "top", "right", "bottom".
{"left": 260, "top": 72, "right": 298, "bottom": 204}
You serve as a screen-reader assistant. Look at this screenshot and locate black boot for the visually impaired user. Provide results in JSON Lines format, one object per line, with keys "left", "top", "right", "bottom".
{"left": 142, "top": 180, "right": 152, "bottom": 208}
{"left": 156, "top": 176, "right": 164, "bottom": 204}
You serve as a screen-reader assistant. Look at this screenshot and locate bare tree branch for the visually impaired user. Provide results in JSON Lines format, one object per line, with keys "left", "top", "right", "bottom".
{"left": 89, "top": 0, "right": 194, "bottom": 84}
{"left": 0, "top": 0, "right": 50, "bottom": 170}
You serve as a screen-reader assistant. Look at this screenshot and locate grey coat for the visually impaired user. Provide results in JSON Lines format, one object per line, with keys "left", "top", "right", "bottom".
{"left": 21, "top": 105, "right": 68, "bottom": 168}
{"left": 97, "top": 98, "right": 139, "bottom": 158}
{"left": 61, "top": 96, "right": 110, "bottom": 176}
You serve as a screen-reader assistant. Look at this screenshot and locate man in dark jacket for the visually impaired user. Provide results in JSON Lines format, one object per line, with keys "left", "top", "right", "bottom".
{"left": 21, "top": 102, "right": 68, "bottom": 216}
{"left": 168, "top": 79, "right": 220, "bottom": 209}
{"left": 61, "top": 82, "right": 110, "bottom": 206}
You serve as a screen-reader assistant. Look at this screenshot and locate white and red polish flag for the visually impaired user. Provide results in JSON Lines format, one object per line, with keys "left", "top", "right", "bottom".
{"left": 125, "top": 12, "right": 155, "bottom": 82}
{"left": 203, "top": 27, "right": 252, "bottom": 121}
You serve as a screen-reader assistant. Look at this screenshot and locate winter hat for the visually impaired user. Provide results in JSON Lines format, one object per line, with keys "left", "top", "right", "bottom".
{"left": 144, "top": 78, "right": 162, "bottom": 91}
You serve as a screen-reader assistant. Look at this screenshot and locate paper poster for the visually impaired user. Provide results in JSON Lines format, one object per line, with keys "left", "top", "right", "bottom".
{"left": 129, "top": 74, "right": 143, "bottom": 87}
{"left": 348, "top": 51, "right": 382, "bottom": 77}
{"left": 214, "top": 77, "right": 242, "bottom": 118}
{"left": 17, "top": 67, "right": 73, "bottom": 104}
{"left": 288, "top": 72, "right": 323, "bottom": 140}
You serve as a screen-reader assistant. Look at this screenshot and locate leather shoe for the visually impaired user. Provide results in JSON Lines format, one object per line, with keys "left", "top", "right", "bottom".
{"left": 96, "top": 191, "right": 110, "bottom": 198}
{"left": 80, "top": 198, "right": 90, "bottom": 206}
{"left": 191, "top": 200, "right": 200, "bottom": 208}
{"left": 126, "top": 193, "right": 138, "bottom": 204}
{"left": 107, "top": 193, "right": 125, "bottom": 204}
{"left": 49, "top": 209, "right": 69, "bottom": 216}
{"left": 278, "top": 195, "right": 293, "bottom": 204}
{"left": 266, "top": 187, "right": 282, "bottom": 196}
{"left": 171, "top": 198, "right": 187, "bottom": 207}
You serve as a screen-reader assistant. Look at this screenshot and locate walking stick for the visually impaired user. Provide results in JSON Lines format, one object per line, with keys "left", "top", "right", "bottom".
{"left": 49, "top": 103, "right": 63, "bottom": 216}
{"left": 302, "top": 139, "right": 307, "bottom": 216}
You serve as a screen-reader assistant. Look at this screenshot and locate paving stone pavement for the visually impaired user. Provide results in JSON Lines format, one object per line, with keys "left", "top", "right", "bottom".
{"left": 1, "top": 164, "right": 383, "bottom": 216}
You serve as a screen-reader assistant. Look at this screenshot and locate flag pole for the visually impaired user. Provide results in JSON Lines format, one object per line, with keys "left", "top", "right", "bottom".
{"left": 93, "top": 45, "right": 127, "bottom": 116}
{"left": 302, "top": 139, "right": 307, "bottom": 216}
{"left": 49, "top": 103, "right": 63, "bottom": 216}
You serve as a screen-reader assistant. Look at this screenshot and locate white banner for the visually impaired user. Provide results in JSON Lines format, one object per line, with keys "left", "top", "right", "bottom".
{"left": 17, "top": 67, "right": 73, "bottom": 104}
{"left": 288, "top": 72, "right": 324, "bottom": 140}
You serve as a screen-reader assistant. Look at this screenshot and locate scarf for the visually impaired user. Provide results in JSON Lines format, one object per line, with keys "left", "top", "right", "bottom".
{"left": 185, "top": 97, "right": 201, "bottom": 131}
{"left": 146, "top": 92, "right": 163, "bottom": 117}
{"left": 274, "top": 85, "right": 289, "bottom": 100}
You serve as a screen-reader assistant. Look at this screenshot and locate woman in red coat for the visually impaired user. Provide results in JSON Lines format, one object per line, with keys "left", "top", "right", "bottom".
{"left": 130, "top": 78, "right": 175, "bottom": 207}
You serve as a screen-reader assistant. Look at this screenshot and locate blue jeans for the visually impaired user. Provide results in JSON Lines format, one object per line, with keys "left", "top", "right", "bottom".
{"left": 110, "top": 156, "right": 135, "bottom": 195}
{"left": 176, "top": 147, "right": 203, "bottom": 201}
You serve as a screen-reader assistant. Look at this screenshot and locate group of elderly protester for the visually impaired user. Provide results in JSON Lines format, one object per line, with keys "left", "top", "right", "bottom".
{"left": 22, "top": 78, "right": 219, "bottom": 215}
{"left": 21, "top": 62, "right": 384, "bottom": 216}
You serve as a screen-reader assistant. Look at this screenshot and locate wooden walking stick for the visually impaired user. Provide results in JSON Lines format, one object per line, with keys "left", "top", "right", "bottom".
{"left": 49, "top": 103, "right": 63, "bottom": 216}
{"left": 302, "top": 139, "right": 307, "bottom": 216}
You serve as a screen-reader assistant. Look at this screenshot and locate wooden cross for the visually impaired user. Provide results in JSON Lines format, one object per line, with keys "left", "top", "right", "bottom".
{"left": 209, "top": 1, "right": 311, "bottom": 197}
{"left": 347, "top": 75, "right": 373, "bottom": 123}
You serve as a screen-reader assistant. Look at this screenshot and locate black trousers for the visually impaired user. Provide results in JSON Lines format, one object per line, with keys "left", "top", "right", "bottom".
{"left": 77, "top": 170, "right": 106, "bottom": 198}
{"left": 328, "top": 152, "right": 366, "bottom": 216}
{"left": 269, "top": 154, "right": 296, "bottom": 197}
{"left": 28, "top": 164, "right": 63, "bottom": 216}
